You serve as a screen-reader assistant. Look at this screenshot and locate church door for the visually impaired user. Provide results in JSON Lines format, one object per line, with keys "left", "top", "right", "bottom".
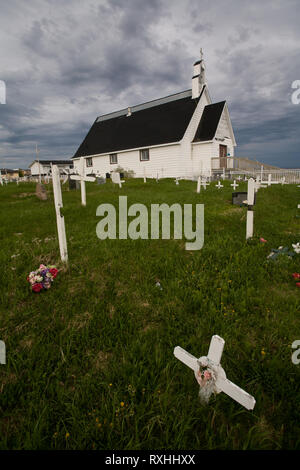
{"left": 219, "top": 144, "right": 227, "bottom": 169}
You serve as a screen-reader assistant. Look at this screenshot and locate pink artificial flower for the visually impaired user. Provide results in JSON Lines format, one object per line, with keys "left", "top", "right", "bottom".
{"left": 32, "top": 283, "right": 43, "bottom": 293}
{"left": 260, "top": 238, "right": 267, "bottom": 243}
{"left": 39, "top": 264, "right": 47, "bottom": 270}
{"left": 203, "top": 370, "right": 212, "bottom": 380}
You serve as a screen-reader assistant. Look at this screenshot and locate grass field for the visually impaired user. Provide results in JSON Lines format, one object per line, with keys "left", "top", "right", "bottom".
{"left": 0, "top": 178, "right": 299, "bottom": 450}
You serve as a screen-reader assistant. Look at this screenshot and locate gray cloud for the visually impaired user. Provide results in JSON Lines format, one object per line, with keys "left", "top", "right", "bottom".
{"left": 0, "top": 0, "right": 299, "bottom": 169}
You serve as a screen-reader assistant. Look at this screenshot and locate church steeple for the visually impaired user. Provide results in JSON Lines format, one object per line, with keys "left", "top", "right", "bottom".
{"left": 192, "top": 48, "right": 207, "bottom": 99}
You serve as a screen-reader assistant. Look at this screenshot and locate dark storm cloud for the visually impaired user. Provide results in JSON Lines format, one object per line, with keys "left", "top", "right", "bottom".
{"left": 0, "top": 0, "right": 299, "bottom": 168}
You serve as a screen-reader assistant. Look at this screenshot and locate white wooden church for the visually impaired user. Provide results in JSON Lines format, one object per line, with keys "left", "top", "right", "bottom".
{"left": 72, "top": 52, "right": 236, "bottom": 178}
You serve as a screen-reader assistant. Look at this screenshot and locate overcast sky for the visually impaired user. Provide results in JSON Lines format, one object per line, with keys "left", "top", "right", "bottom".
{"left": 0, "top": 0, "right": 299, "bottom": 169}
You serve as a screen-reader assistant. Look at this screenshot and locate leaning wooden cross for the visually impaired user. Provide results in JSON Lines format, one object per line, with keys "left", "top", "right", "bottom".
{"left": 70, "top": 157, "right": 95, "bottom": 206}
{"left": 111, "top": 171, "right": 125, "bottom": 188}
{"left": 174, "top": 335, "right": 256, "bottom": 410}
{"left": 52, "top": 165, "right": 68, "bottom": 263}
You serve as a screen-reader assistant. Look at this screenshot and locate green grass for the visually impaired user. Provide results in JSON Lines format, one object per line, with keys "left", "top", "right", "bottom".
{"left": 0, "top": 178, "right": 299, "bottom": 450}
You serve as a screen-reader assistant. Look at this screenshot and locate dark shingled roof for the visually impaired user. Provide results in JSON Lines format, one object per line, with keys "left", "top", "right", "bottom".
{"left": 73, "top": 91, "right": 202, "bottom": 158}
{"left": 32, "top": 160, "right": 73, "bottom": 165}
{"left": 193, "top": 101, "right": 226, "bottom": 142}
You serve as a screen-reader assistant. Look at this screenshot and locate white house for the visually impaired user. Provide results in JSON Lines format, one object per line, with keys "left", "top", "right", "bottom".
{"left": 29, "top": 160, "right": 73, "bottom": 176}
{"left": 72, "top": 53, "right": 236, "bottom": 179}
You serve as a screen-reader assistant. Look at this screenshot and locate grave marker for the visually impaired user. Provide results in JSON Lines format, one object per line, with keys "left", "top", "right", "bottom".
{"left": 111, "top": 171, "right": 125, "bottom": 188}
{"left": 230, "top": 180, "right": 239, "bottom": 190}
{"left": 246, "top": 178, "right": 255, "bottom": 239}
{"left": 70, "top": 157, "right": 96, "bottom": 206}
{"left": 52, "top": 165, "right": 68, "bottom": 263}
{"left": 267, "top": 174, "right": 272, "bottom": 186}
{"left": 215, "top": 181, "right": 223, "bottom": 189}
{"left": 174, "top": 335, "right": 256, "bottom": 410}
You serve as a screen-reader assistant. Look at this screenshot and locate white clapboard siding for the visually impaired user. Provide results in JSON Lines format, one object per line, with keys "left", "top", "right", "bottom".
{"left": 74, "top": 144, "right": 184, "bottom": 179}
{"left": 191, "top": 142, "right": 213, "bottom": 176}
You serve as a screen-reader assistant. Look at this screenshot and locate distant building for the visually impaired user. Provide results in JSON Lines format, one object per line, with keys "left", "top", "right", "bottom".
{"left": 0, "top": 168, "right": 19, "bottom": 181}
{"left": 72, "top": 52, "right": 236, "bottom": 179}
{"left": 29, "top": 160, "right": 73, "bottom": 176}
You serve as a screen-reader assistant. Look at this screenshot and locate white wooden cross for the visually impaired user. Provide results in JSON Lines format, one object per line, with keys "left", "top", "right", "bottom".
{"left": 174, "top": 335, "right": 256, "bottom": 410}
{"left": 267, "top": 174, "right": 272, "bottom": 186}
{"left": 245, "top": 178, "right": 255, "bottom": 239}
{"left": 61, "top": 168, "right": 70, "bottom": 185}
{"left": 215, "top": 181, "right": 223, "bottom": 190}
{"left": 70, "top": 157, "right": 95, "bottom": 206}
{"left": 230, "top": 180, "right": 239, "bottom": 190}
{"left": 201, "top": 179, "right": 210, "bottom": 190}
{"left": 111, "top": 171, "right": 125, "bottom": 188}
{"left": 52, "top": 165, "right": 68, "bottom": 263}
{"left": 143, "top": 167, "right": 147, "bottom": 183}
{"left": 196, "top": 176, "right": 201, "bottom": 193}
{"left": 0, "top": 170, "right": 3, "bottom": 186}
{"left": 175, "top": 177, "right": 179, "bottom": 185}
{"left": 237, "top": 175, "right": 242, "bottom": 181}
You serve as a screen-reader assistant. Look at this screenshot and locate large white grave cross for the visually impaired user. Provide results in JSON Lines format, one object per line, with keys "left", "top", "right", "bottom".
{"left": 111, "top": 171, "right": 125, "bottom": 188}
{"left": 246, "top": 178, "right": 255, "bottom": 239}
{"left": 174, "top": 335, "right": 256, "bottom": 410}
{"left": 52, "top": 165, "right": 68, "bottom": 263}
{"left": 230, "top": 180, "right": 239, "bottom": 190}
{"left": 70, "top": 157, "right": 95, "bottom": 206}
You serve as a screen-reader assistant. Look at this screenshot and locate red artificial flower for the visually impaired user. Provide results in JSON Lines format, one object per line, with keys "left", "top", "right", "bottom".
{"left": 49, "top": 268, "right": 58, "bottom": 279}
{"left": 296, "top": 282, "right": 300, "bottom": 288}
{"left": 292, "top": 273, "right": 300, "bottom": 280}
{"left": 32, "top": 283, "right": 43, "bottom": 293}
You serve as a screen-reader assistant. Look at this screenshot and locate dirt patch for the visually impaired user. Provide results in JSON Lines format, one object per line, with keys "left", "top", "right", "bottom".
{"left": 12, "top": 193, "right": 34, "bottom": 198}
{"left": 68, "top": 311, "right": 92, "bottom": 330}
{"left": 93, "top": 350, "right": 112, "bottom": 371}
{"left": 221, "top": 207, "right": 244, "bottom": 216}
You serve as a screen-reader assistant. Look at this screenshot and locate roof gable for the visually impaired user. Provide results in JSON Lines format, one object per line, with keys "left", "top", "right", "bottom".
{"left": 73, "top": 91, "right": 198, "bottom": 158}
{"left": 193, "top": 101, "right": 226, "bottom": 142}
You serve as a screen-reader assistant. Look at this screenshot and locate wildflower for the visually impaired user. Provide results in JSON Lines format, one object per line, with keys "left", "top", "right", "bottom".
{"left": 109, "top": 383, "right": 112, "bottom": 387}
{"left": 261, "top": 349, "right": 266, "bottom": 356}
{"left": 53, "top": 432, "right": 58, "bottom": 438}
{"left": 120, "top": 402, "right": 125, "bottom": 407}
{"left": 65, "top": 432, "right": 70, "bottom": 439}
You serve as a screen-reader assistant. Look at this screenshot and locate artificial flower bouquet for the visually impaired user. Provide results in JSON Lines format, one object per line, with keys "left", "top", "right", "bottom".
{"left": 27, "top": 264, "right": 58, "bottom": 293}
